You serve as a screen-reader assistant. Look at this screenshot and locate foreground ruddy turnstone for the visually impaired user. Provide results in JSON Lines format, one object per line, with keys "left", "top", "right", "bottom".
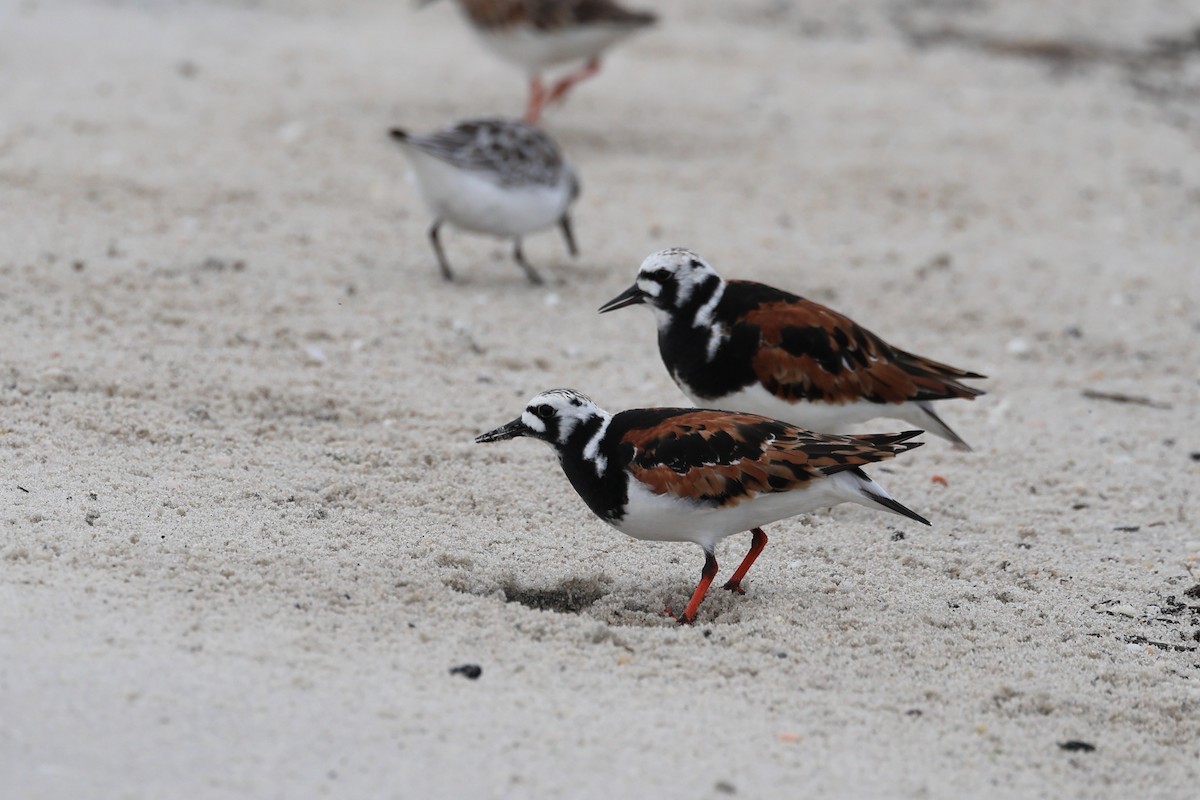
{"left": 426, "top": 0, "right": 657, "bottom": 123}
{"left": 476, "top": 388, "right": 929, "bottom": 624}
{"left": 389, "top": 116, "right": 579, "bottom": 284}
{"left": 599, "top": 249, "right": 986, "bottom": 449}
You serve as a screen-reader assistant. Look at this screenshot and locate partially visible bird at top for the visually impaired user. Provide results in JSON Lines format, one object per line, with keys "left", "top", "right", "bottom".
{"left": 422, "top": 0, "right": 657, "bottom": 123}
{"left": 389, "top": 116, "right": 580, "bottom": 285}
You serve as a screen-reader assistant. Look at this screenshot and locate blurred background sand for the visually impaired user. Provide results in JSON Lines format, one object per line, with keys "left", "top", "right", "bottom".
{"left": 2, "top": 1, "right": 1198, "bottom": 797}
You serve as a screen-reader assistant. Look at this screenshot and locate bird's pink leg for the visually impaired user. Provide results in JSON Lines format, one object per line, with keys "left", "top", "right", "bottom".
{"left": 524, "top": 75, "right": 547, "bottom": 124}
{"left": 722, "top": 528, "right": 768, "bottom": 595}
{"left": 545, "top": 57, "right": 602, "bottom": 106}
{"left": 678, "top": 551, "right": 718, "bottom": 625}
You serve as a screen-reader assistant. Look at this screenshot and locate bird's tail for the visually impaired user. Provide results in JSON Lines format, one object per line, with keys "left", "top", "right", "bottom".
{"left": 841, "top": 468, "right": 931, "bottom": 526}
{"left": 907, "top": 402, "right": 973, "bottom": 451}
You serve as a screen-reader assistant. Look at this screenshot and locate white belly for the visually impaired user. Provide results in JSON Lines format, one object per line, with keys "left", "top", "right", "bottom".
{"left": 476, "top": 24, "right": 639, "bottom": 72}
{"left": 611, "top": 471, "right": 870, "bottom": 553}
{"left": 690, "top": 382, "right": 928, "bottom": 435}
{"left": 401, "top": 148, "right": 572, "bottom": 237}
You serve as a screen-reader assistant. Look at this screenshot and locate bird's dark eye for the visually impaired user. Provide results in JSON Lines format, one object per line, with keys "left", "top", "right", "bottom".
{"left": 535, "top": 404, "right": 555, "bottom": 419}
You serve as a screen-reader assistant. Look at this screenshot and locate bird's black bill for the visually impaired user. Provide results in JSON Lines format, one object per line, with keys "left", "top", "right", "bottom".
{"left": 475, "top": 418, "right": 530, "bottom": 444}
{"left": 598, "top": 284, "right": 647, "bottom": 313}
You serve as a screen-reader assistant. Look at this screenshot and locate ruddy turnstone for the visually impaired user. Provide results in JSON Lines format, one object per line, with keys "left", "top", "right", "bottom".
{"left": 476, "top": 388, "right": 929, "bottom": 624}
{"left": 426, "top": 0, "right": 657, "bottom": 123}
{"left": 388, "top": 116, "right": 579, "bottom": 284}
{"left": 599, "top": 249, "right": 986, "bottom": 449}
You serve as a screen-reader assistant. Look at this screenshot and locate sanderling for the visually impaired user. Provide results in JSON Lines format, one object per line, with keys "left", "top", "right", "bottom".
{"left": 389, "top": 116, "right": 579, "bottom": 284}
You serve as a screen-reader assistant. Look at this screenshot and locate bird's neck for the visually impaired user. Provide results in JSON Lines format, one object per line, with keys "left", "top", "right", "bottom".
{"left": 653, "top": 274, "right": 724, "bottom": 333}
{"left": 557, "top": 412, "right": 611, "bottom": 470}
{"left": 556, "top": 413, "right": 628, "bottom": 523}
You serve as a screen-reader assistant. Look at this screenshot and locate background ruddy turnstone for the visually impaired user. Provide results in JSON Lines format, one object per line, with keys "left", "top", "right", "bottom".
{"left": 476, "top": 388, "right": 929, "bottom": 624}
{"left": 599, "top": 248, "right": 987, "bottom": 449}
{"left": 389, "top": 116, "right": 580, "bottom": 284}
{"left": 426, "top": 0, "right": 657, "bottom": 123}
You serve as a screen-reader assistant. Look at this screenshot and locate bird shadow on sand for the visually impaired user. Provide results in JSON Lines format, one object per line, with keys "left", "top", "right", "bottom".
{"left": 446, "top": 571, "right": 753, "bottom": 628}
{"left": 499, "top": 575, "right": 608, "bottom": 615}
{"left": 503, "top": 574, "right": 754, "bottom": 628}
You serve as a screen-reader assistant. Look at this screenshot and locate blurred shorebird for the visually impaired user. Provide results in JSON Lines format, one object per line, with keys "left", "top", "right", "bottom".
{"left": 424, "top": 0, "right": 657, "bottom": 123}
{"left": 389, "top": 116, "right": 579, "bottom": 284}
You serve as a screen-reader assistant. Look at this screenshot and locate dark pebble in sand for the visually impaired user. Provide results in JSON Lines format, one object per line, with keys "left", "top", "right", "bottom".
{"left": 449, "top": 664, "right": 482, "bottom": 680}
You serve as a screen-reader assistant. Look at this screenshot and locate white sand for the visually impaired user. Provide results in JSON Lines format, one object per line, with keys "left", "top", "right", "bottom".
{"left": 2, "top": 1, "right": 1199, "bottom": 797}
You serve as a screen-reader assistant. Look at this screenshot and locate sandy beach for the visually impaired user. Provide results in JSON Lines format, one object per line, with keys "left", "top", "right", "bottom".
{"left": 2, "top": 0, "right": 1199, "bottom": 796}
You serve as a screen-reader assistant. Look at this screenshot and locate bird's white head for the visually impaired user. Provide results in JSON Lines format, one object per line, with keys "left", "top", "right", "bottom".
{"left": 598, "top": 248, "right": 724, "bottom": 326}
{"left": 476, "top": 389, "right": 609, "bottom": 449}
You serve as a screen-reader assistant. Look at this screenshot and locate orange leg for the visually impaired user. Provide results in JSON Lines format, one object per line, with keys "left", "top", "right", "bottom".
{"left": 678, "top": 551, "right": 718, "bottom": 625}
{"left": 545, "top": 57, "right": 602, "bottom": 106}
{"left": 722, "top": 528, "right": 768, "bottom": 595}
{"left": 524, "top": 75, "right": 547, "bottom": 124}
